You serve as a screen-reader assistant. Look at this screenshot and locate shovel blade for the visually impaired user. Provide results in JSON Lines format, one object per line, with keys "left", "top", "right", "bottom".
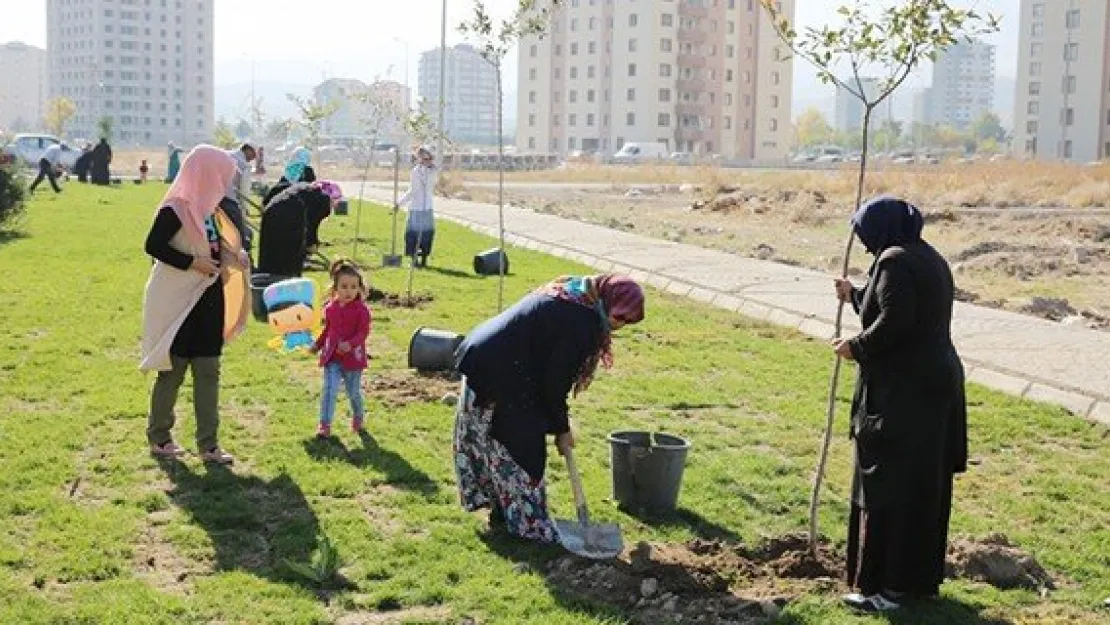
{"left": 554, "top": 519, "right": 624, "bottom": 560}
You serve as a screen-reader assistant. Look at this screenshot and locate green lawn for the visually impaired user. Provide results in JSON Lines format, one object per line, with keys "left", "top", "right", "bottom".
{"left": 0, "top": 183, "right": 1108, "bottom": 625}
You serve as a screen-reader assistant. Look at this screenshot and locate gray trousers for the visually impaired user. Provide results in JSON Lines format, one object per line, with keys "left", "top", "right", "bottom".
{"left": 148, "top": 355, "right": 221, "bottom": 451}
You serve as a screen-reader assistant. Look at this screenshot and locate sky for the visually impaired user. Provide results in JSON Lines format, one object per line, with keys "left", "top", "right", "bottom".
{"left": 1, "top": 0, "right": 1019, "bottom": 122}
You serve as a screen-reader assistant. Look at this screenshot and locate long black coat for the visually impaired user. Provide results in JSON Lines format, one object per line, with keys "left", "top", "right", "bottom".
{"left": 255, "top": 183, "right": 331, "bottom": 277}
{"left": 847, "top": 241, "right": 968, "bottom": 510}
{"left": 90, "top": 140, "right": 112, "bottom": 185}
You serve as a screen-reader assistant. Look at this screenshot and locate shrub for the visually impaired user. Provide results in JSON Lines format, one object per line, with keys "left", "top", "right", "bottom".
{"left": 0, "top": 163, "right": 27, "bottom": 231}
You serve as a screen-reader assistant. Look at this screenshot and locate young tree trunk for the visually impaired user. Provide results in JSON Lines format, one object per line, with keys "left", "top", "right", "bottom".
{"left": 808, "top": 105, "right": 873, "bottom": 557}
{"left": 496, "top": 64, "right": 506, "bottom": 313}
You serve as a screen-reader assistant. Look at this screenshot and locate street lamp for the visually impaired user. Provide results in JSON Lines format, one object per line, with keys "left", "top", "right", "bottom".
{"left": 437, "top": 0, "right": 447, "bottom": 160}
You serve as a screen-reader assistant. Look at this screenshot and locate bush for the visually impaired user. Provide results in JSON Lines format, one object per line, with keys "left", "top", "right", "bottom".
{"left": 0, "top": 163, "right": 27, "bottom": 231}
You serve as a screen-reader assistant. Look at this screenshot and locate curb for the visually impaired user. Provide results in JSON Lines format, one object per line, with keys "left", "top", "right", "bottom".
{"left": 360, "top": 191, "right": 1110, "bottom": 427}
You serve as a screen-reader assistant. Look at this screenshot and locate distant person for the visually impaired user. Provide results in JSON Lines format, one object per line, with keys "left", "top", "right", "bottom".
{"left": 832, "top": 196, "right": 968, "bottom": 613}
{"left": 452, "top": 274, "right": 646, "bottom": 541}
{"left": 396, "top": 147, "right": 437, "bottom": 268}
{"left": 140, "top": 144, "right": 251, "bottom": 465}
{"left": 261, "top": 146, "right": 315, "bottom": 206}
{"left": 219, "top": 142, "right": 257, "bottom": 254}
{"left": 74, "top": 143, "right": 93, "bottom": 183}
{"left": 139, "top": 159, "right": 150, "bottom": 183}
{"left": 309, "top": 259, "right": 372, "bottom": 438}
{"left": 90, "top": 138, "right": 112, "bottom": 185}
{"left": 256, "top": 181, "right": 341, "bottom": 278}
{"left": 165, "top": 142, "right": 183, "bottom": 183}
{"left": 28, "top": 142, "right": 65, "bottom": 194}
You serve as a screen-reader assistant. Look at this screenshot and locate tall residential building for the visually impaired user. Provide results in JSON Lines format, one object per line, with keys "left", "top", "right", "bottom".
{"left": 516, "top": 0, "right": 794, "bottom": 161}
{"left": 0, "top": 42, "right": 48, "bottom": 133}
{"left": 418, "top": 44, "right": 499, "bottom": 145}
{"left": 1013, "top": 0, "right": 1109, "bottom": 161}
{"left": 314, "top": 78, "right": 411, "bottom": 143}
{"left": 929, "top": 39, "right": 995, "bottom": 130}
{"left": 833, "top": 77, "right": 879, "bottom": 133}
{"left": 46, "top": 0, "right": 215, "bottom": 146}
{"left": 913, "top": 87, "right": 935, "bottom": 127}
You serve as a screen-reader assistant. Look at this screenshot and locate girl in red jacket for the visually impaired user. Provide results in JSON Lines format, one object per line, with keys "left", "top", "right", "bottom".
{"left": 310, "top": 259, "right": 371, "bottom": 437}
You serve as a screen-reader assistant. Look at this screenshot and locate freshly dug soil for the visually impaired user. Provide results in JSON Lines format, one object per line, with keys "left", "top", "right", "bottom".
{"left": 366, "top": 288, "right": 434, "bottom": 308}
{"left": 946, "top": 533, "right": 1055, "bottom": 591}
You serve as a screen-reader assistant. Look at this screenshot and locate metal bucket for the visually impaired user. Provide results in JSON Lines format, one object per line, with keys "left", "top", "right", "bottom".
{"left": 249, "top": 273, "right": 292, "bottom": 322}
{"left": 608, "top": 431, "right": 692, "bottom": 514}
{"left": 408, "top": 327, "right": 465, "bottom": 372}
{"left": 473, "top": 248, "right": 510, "bottom": 276}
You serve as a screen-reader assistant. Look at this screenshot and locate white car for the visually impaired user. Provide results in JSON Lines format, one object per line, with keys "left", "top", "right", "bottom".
{"left": 5, "top": 134, "right": 79, "bottom": 169}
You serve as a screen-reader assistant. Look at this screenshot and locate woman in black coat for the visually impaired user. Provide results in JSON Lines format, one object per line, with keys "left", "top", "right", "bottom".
{"left": 452, "top": 274, "right": 645, "bottom": 542}
{"left": 90, "top": 138, "right": 112, "bottom": 185}
{"left": 832, "top": 196, "right": 968, "bottom": 612}
{"left": 255, "top": 181, "right": 338, "bottom": 277}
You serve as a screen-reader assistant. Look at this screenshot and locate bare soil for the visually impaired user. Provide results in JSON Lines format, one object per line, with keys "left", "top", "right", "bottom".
{"left": 367, "top": 369, "right": 458, "bottom": 408}
{"left": 366, "top": 288, "right": 434, "bottom": 309}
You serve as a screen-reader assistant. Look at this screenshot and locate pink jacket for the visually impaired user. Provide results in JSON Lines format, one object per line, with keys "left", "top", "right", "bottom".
{"left": 313, "top": 298, "right": 371, "bottom": 371}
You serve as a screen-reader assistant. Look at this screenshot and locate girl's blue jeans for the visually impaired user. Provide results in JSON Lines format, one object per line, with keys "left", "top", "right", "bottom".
{"left": 320, "top": 362, "right": 364, "bottom": 424}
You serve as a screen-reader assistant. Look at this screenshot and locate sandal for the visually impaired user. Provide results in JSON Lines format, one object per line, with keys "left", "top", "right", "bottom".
{"left": 150, "top": 441, "right": 186, "bottom": 457}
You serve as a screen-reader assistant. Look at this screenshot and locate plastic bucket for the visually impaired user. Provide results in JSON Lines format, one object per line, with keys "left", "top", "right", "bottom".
{"left": 408, "top": 327, "right": 465, "bottom": 372}
{"left": 249, "top": 273, "right": 292, "bottom": 322}
{"left": 473, "top": 248, "right": 510, "bottom": 276}
{"left": 608, "top": 431, "right": 692, "bottom": 513}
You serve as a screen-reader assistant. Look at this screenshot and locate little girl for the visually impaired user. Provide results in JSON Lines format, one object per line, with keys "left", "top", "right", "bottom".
{"left": 310, "top": 259, "right": 372, "bottom": 437}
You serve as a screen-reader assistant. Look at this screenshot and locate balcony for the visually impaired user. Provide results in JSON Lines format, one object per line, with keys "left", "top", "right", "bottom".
{"left": 676, "top": 78, "right": 707, "bottom": 93}
{"left": 676, "top": 102, "right": 710, "bottom": 117}
{"left": 677, "top": 28, "right": 708, "bottom": 44}
{"left": 676, "top": 53, "right": 707, "bottom": 69}
{"left": 679, "top": 4, "right": 710, "bottom": 19}
{"left": 677, "top": 127, "right": 709, "bottom": 142}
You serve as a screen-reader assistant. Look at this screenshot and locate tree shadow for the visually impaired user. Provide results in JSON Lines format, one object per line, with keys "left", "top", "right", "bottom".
{"left": 301, "top": 431, "right": 440, "bottom": 499}
{"left": 425, "top": 265, "right": 482, "bottom": 280}
{"left": 621, "top": 506, "right": 744, "bottom": 543}
{"left": 155, "top": 458, "right": 326, "bottom": 592}
{"left": 0, "top": 230, "right": 29, "bottom": 247}
{"left": 771, "top": 595, "right": 1017, "bottom": 625}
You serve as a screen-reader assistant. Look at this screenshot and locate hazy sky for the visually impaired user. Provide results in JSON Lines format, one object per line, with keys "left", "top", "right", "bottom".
{"left": 1, "top": 0, "right": 1018, "bottom": 117}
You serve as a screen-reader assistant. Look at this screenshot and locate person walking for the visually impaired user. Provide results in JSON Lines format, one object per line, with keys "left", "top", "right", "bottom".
{"left": 396, "top": 147, "right": 437, "bottom": 268}
{"left": 28, "top": 142, "right": 65, "bottom": 194}
{"left": 832, "top": 196, "right": 968, "bottom": 613}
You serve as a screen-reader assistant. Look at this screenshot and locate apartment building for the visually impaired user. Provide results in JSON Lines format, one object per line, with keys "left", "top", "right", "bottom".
{"left": 46, "top": 0, "right": 215, "bottom": 146}
{"left": 315, "top": 78, "right": 411, "bottom": 143}
{"left": 516, "top": 0, "right": 794, "bottom": 162}
{"left": 834, "top": 77, "right": 880, "bottom": 133}
{"left": 0, "top": 42, "right": 48, "bottom": 133}
{"left": 418, "top": 44, "right": 499, "bottom": 145}
{"left": 1013, "top": 0, "right": 1110, "bottom": 161}
{"left": 930, "top": 39, "right": 995, "bottom": 130}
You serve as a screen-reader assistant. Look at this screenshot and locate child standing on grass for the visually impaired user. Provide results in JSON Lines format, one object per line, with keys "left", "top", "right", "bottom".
{"left": 139, "top": 159, "right": 149, "bottom": 183}
{"left": 310, "top": 259, "right": 372, "bottom": 437}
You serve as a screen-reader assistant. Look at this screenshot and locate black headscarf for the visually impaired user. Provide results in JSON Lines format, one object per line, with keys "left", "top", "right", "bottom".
{"left": 850, "top": 196, "right": 925, "bottom": 255}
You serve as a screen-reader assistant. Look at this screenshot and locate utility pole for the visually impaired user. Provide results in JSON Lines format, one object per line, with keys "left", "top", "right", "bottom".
{"left": 437, "top": 0, "right": 447, "bottom": 160}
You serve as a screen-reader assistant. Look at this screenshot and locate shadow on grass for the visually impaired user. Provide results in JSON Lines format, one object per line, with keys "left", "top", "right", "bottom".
{"left": 774, "top": 596, "right": 1016, "bottom": 625}
{"left": 0, "top": 230, "right": 30, "bottom": 247}
{"left": 155, "top": 459, "right": 328, "bottom": 593}
{"left": 301, "top": 431, "right": 440, "bottom": 498}
{"left": 476, "top": 529, "right": 627, "bottom": 622}
{"left": 424, "top": 265, "right": 483, "bottom": 280}
{"left": 621, "top": 506, "right": 744, "bottom": 543}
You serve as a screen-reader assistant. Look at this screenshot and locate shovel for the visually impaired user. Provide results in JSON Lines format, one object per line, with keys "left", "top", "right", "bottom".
{"left": 554, "top": 447, "right": 624, "bottom": 559}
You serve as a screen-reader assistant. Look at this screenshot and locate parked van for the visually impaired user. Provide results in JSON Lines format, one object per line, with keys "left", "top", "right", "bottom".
{"left": 612, "top": 142, "right": 668, "bottom": 164}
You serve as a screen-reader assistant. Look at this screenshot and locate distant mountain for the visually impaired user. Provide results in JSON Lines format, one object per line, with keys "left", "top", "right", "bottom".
{"left": 215, "top": 81, "right": 314, "bottom": 124}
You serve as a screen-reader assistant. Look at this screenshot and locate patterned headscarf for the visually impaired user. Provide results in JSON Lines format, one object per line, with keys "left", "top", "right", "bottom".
{"left": 313, "top": 180, "right": 343, "bottom": 201}
{"left": 156, "top": 145, "right": 236, "bottom": 248}
{"left": 284, "top": 146, "right": 312, "bottom": 183}
{"left": 538, "top": 274, "right": 646, "bottom": 396}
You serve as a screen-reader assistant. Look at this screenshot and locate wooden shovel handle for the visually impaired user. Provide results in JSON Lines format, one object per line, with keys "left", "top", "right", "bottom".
{"left": 564, "top": 448, "right": 591, "bottom": 527}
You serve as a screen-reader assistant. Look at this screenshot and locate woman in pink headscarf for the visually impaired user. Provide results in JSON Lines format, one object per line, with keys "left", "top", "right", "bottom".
{"left": 452, "top": 274, "right": 646, "bottom": 542}
{"left": 140, "top": 144, "right": 251, "bottom": 465}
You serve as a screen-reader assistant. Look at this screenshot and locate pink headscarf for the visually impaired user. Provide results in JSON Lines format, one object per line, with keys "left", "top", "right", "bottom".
{"left": 157, "top": 145, "right": 237, "bottom": 247}
{"left": 313, "top": 180, "right": 343, "bottom": 201}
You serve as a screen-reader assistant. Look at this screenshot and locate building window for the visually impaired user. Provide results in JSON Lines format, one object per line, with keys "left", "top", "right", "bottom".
{"left": 726, "top": 70, "right": 734, "bottom": 82}
{"left": 661, "top": 14, "right": 673, "bottom": 27}
{"left": 659, "top": 88, "right": 671, "bottom": 102}
{"left": 1062, "top": 108, "right": 1074, "bottom": 126}
{"left": 569, "top": 137, "right": 577, "bottom": 149}
{"left": 1028, "top": 101, "right": 1039, "bottom": 115}
{"left": 771, "top": 72, "right": 780, "bottom": 85}
{"left": 553, "top": 114, "right": 561, "bottom": 126}
{"left": 569, "top": 90, "right": 577, "bottom": 103}
{"left": 626, "top": 113, "right": 635, "bottom": 126}
{"left": 725, "top": 116, "right": 732, "bottom": 130}
{"left": 659, "top": 64, "right": 672, "bottom": 77}
{"left": 529, "top": 114, "right": 536, "bottom": 127}
{"left": 629, "top": 39, "right": 637, "bottom": 53}
{"left": 1026, "top": 120, "right": 1038, "bottom": 134}
{"left": 589, "top": 42, "right": 597, "bottom": 54}
{"left": 1063, "top": 141, "right": 1073, "bottom": 158}
{"left": 1064, "top": 43, "right": 1078, "bottom": 61}
{"left": 628, "top": 63, "right": 636, "bottom": 77}
{"left": 587, "top": 114, "right": 595, "bottom": 126}
{"left": 771, "top": 95, "right": 779, "bottom": 108}
{"left": 1025, "top": 138, "right": 1036, "bottom": 154}
{"left": 627, "top": 88, "right": 635, "bottom": 101}
{"left": 590, "top": 17, "right": 597, "bottom": 30}
{"left": 555, "top": 44, "right": 562, "bottom": 55}
{"left": 1031, "top": 3, "right": 1044, "bottom": 18}
{"left": 1028, "top": 82, "right": 1040, "bottom": 96}
{"left": 529, "top": 91, "right": 536, "bottom": 104}
{"left": 1030, "top": 43, "right": 1042, "bottom": 57}
{"left": 1063, "top": 75, "right": 1076, "bottom": 94}
{"left": 530, "top": 45, "right": 537, "bottom": 57}
{"left": 570, "top": 67, "right": 578, "bottom": 79}
{"left": 1031, "top": 22, "right": 1043, "bottom": 37}
{"left": 658, "top": 113, "right": 670, "bottom": 126}
{"left": 1066, "top": 9, "right": 1080, "bottom": 29}
{"left": 529, "top": 68, "right": 537, "bottom": 80}
{"left": 569, "top": 114, "right": 577, "bottom": 126}
{"left": 529, "top": 137, "right": 536, "bottom": 149}
{"left": 629, "top": 14, "right": 638, "bottom": 27}
{"left": 588, "top": 89, "right": 595, "bottom": 102}
{"left": 770, "top": 118, "right": 778, "bottom": 131}
{"left": 570, "top": 18, "right": 578, "bottom": 31}
{"left": 1030, "top": 61, "right": 1041, "bottom": 77}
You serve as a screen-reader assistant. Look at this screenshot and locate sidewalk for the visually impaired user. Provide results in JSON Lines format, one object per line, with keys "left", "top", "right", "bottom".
{"left": 356, "top": 187, "right": 1110, "bottom": 424}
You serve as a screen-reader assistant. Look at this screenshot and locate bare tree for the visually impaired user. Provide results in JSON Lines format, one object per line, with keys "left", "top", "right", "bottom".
{"left": 287, "top": 94, "right": 339, "bottom": 150}
{"left": 760, "top": 0, "right": 999, "bottom": 556}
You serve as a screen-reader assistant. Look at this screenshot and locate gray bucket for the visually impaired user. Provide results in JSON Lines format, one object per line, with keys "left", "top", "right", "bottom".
{"left": 408, "top": 327, "right": 465, "bottom": 372}
{"left": 473, "top": 248, "right": 510, "bottom": 276}
{"left": 249, "top": 273, "right": 292, "bottom": 322}
{"left": 608, "top": 431, "right": 691, "bottom": 514}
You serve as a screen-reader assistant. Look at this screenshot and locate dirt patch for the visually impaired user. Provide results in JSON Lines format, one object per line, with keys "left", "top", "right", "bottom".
{"left": 367, "top": 288, "right": 434, "bottom": 309}
{"left": 132, "top": 522, "right": 205, "bottom": 594}
{"left": 368, "top": 369, "right": 459, "bottom": 408}
{"left": 335, "top": 606, "right": 453, "bottom": 625}
{"left": 543, "top": 535, "right": 841, "bottom": 625}
{"left": 946, "top": 534, "right": 1055, "bottom": 591}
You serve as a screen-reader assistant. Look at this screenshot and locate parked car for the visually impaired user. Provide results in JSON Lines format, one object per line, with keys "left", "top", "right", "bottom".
{"left": 5, "top": 134, "right": 79, "bottom": 169}
{"left": 669, "top": 151, "right": 695, "bottom": 166}
{"left": 612, "top": 142, "right": 668, "bottom": 164}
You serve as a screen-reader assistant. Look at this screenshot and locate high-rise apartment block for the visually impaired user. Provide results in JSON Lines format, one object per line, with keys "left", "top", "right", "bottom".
{"left": 516, "top": 0, "right": 794, "bottom": 162}
{"left": 46, "top": 0, "right": 215, "bottom": 146}
{"left": 315, "top": 78, "right": 411, "bottom": 144}
{"left": 0, "top": 42, "right": 48, "bottom": 133}
{"left": 929, "top": 39, "right": 995, "bottom": 130}
{"left": 418, "top": 44, "right": 499, "bottom": 145}
{"left": 1013, "top": 0, "right": 1109, "bottom": 161}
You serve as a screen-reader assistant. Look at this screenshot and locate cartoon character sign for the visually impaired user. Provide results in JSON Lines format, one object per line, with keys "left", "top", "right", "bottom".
{"left": 262, "top": 277, "right": 318, "bottom": 351}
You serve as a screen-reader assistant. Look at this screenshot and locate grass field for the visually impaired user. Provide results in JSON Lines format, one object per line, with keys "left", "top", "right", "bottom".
{"left": 0, "top": 183, "right": 1108, "bottom": 624}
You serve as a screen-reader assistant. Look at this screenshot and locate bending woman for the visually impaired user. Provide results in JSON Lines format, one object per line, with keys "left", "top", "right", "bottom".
{"left": 262, "top": 146, "right": 317, "bottom": 206}
{"left": 256, "top": 180, "right": 341, "bottom": 277}
{"left": 832, "top": 196, "right": 968, "bottom": 612}
{"left": 453, "top": 274, "right": 646, "bottom": 542}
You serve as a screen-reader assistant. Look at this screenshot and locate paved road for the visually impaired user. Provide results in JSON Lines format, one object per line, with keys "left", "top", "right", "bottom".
{"left": 351, "top": 186, "right": 1110, "bottom": 424}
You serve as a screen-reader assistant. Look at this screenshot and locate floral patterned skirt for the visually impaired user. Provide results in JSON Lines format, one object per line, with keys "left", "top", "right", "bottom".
{"left": 453, "top": 379, "right": 558, "bottom": 543}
